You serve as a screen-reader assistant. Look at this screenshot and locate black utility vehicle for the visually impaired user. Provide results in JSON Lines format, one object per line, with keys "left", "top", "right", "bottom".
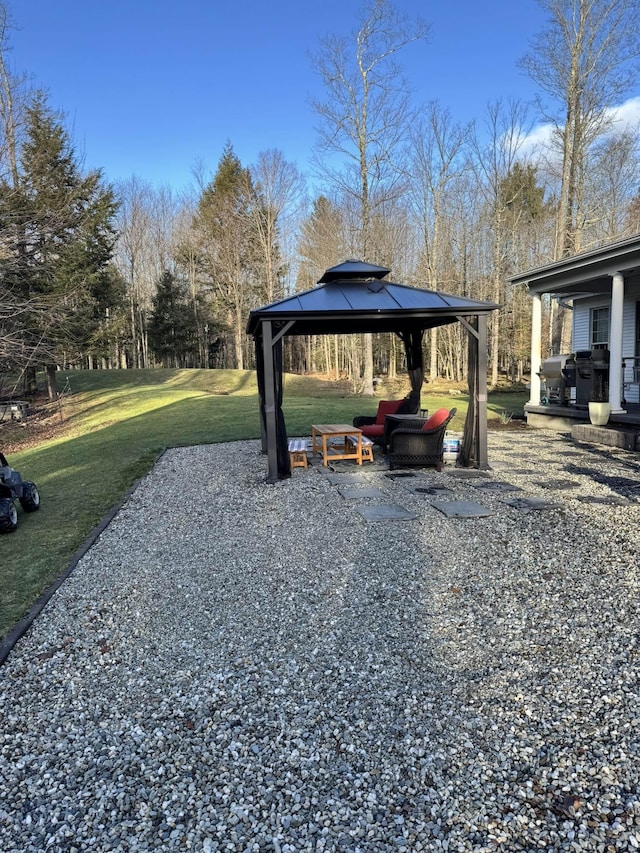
{"left": 0, "top": 451, "right": 40, "bottom": 533}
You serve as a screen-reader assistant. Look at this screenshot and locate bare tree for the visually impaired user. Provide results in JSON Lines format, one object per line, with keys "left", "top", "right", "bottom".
{"left": 311, "top": 0, "right": 428, "bottom": 393}
{"left": 113, "top": 177, "right": 156, "bottom": 367}
{"left": 0, "top": 3, "right": 29, "bottom": 190}
{"left": 586, "top": 124, "right": 640, "bottom": 243}
{"left": 470, "top": 99, "right": 532, "bottom": 385}
{"left": 297, "top": 195, "right": 349, "bottom": 378}
{"left": 520, "top": 0, "right": 640, "bottom": 258}
{"left": 248, "top": 149, "right": 306, "bottom": 305}
{"left": 407, "top": 102, "right": 471, "bottom": 380}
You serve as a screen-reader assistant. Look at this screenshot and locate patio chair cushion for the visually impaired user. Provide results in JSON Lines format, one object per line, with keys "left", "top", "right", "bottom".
{"left": 421, "top": 408, "right": 451, "bottom": 431}
{"left": 361, "top": 423, "right": 385, "bottom": 439}
{"left": 375, "top": 399, "right": 405, "bottom": 424}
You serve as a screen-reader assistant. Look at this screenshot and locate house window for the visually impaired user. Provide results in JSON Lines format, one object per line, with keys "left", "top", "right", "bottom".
{"left": 591, "top": 306, "right": 610, "bottom": 348}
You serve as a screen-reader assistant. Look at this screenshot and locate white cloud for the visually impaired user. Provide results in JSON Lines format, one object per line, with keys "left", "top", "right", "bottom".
{"left": 518, "top": 122, "right": 555, "bottom": 158}
{"left": 517, "top": 95, "right": 640, "bottom": 161}
{"left": 606, "top": 96, "right": 640, "bottom": 132}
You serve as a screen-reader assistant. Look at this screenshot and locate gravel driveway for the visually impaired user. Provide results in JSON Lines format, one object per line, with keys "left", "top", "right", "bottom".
{"left": 1, "top": 431, "right": 639, "bottom": 852}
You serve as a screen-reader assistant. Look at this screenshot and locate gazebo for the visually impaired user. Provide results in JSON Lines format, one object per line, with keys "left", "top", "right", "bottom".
{"left": 246, "top": 260, "right": 499, "bottom": 482}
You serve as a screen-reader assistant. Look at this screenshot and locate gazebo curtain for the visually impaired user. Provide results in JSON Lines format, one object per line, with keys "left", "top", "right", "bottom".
{"left": 255, "top": 323, "right": 290, "bottom": 481}
{"left": 460, "top": 318, "right": 478, "bottom": 467}
{"left": 255, "top": 329, "right": 267, "bottom": 453}
{"left": 254, "top": 316, "right": 489, "bottom": 481}
{"left": 273, "top": 336, "right": 290, "bottom": 479}
{"left": 398, "top": 329, "right": 425, "bottom": 409}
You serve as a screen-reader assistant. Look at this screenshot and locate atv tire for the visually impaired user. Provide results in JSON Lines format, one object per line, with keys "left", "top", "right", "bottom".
{"left": 19, "top": 481, "right": 40, "bottom": 512}
{"left": 0, "top": 498, "right": 18, "bottom": 533}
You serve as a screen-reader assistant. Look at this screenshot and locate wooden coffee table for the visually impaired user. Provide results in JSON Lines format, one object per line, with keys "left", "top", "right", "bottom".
{"left": 311, "top": 424, "right": 364, "bottom": 466}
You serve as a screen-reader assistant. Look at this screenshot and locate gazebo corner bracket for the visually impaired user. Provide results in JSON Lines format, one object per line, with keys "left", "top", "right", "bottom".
{"left": 272, "top": 320, "right": 295, "bottom": 346}
{"left": 456, "top": 316, "right": 478, "bottom": 339}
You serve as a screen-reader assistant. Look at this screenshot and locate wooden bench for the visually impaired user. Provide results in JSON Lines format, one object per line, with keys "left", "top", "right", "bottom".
{"left": 288, "top": 438, "right": 309, "bottom": 469}
{"left": 346, "top": 434, "right": 374, "bottom": 463}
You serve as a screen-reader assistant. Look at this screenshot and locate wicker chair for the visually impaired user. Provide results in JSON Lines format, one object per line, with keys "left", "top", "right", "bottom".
{"left": 388, "top": 407, "right": 456, "bottom": 471}
{"left": 352, "top": 397, "right": 419, "bottom": 445}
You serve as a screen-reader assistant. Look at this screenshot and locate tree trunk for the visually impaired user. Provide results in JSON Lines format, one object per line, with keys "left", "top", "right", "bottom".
{"left": 430, "top": 327, "right": 438, "bottom": 379}
{"left": 45, "top": 364, "right": 58, "bottom": 401}
{"left": 24, "top": 366, "right": 37, "bottom": 396}
{"left": 362, "top": 334, "right": 375, "bottom": 395}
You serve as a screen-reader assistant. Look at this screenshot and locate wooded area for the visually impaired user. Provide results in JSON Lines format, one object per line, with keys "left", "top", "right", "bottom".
{"left": 2, "top": 0, "right": 640, "bottom": 398}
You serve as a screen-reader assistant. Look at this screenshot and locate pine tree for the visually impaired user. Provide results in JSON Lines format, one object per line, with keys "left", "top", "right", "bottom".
{"left": 147, "top": 270, "right": 195, "bottom": 367}
{"left": 0, "top": 94, "right": 118, "bottom": 389}
{"left": 193, "top": 143, "right": 257, "bottom": 369}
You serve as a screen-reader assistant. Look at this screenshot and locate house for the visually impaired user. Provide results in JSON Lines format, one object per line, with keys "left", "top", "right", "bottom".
{"left": 508, "top": 233, "right": 640, "bottom": 433}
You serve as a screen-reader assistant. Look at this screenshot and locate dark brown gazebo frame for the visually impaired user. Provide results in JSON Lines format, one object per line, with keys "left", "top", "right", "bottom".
{"left": 246, "top": 260, "right": 499, "bottom": 482}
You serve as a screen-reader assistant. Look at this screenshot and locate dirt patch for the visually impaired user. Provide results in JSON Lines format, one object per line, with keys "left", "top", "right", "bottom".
{"left": 487, "top": 419, "right": 530, "bottom": 431}
{"left": 0, "top": 397, "right": 74, "bottom": 454}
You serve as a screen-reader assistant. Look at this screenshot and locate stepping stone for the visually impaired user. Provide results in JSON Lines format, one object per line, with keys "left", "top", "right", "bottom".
{"left": 337, "top": 487, "right": 386, "bottom": 500}
{"left": 385, "top": 471, "right": 417, "bottom": 479}
{"left": 324, "top": 473, "right": 368, "bottom": 485}
{"left": 502, "top": 496, "right": 561, "bottom": 511}
{"left": 446, "top": 469, "right": 492, "bottom": 479}
{"left": 355, "top": 504, "right": 417, "bottom": 521}
{"left": 576, "top": 495, "right": 631, "bottom": 506}
{"left": 412, "top": 485, "right": 454, "bottom": 496}
{"left": 474, "top": 481, "right": 522, "bottom": 493}
{"left": 534, "top": 479, "right": 577, "bottom": 490}
{"left": 431, "top": 500, "right": 493, "bottom": 518}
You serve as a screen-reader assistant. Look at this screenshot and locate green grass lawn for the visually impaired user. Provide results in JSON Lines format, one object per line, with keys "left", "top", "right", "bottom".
{"left": 0, "top": 368, "right": 527, "bottom": 640}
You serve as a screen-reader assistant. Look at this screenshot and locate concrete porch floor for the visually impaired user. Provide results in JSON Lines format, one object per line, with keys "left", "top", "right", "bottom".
{"left": 525, "top": 402, "right": 640, "bottom": 451}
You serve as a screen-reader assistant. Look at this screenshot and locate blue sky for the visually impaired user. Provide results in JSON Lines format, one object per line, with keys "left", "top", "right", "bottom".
{"left": 5, "top": 0, "right": 583, "bottom": 192}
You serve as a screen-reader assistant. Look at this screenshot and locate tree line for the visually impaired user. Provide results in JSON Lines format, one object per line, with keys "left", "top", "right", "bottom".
{"left": 2, "top": 0, "right": 640, "bottom": 399}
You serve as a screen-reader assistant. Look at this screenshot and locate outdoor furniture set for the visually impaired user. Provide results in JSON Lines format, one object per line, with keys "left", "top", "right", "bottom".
{"left": 288, "top": 399, "right": 457, "bottom": 472}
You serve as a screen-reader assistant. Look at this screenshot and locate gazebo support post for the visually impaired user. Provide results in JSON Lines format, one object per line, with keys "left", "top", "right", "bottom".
{"left": 458, "top": 314, "right": 489, "bottom": 470}
{"left": 476, "top": 314, "right": 489, "bottom": 470}
{"left": 261, "top": 320, "right": 279, "bottom": 483}
{"left": 258, "top": 319, "right": 294, "bottom": 483}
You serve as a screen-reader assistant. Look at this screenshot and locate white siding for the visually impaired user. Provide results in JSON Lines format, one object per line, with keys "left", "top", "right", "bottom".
{"left": 623, "top": 279, "right": 640, "bottom": 403}
{"left": 572, "top": 296, "right": 608, "bottom": 351}
{"left": 572, "top": 289, "right": 640, "bottom": 403}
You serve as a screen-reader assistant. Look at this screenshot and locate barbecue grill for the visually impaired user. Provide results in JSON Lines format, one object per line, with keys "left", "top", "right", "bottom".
{"left": 575, "top": 348, "right": 609, "bottom": 406}
{"left": 539, "top": 354, "right": 575, "bottom": 405}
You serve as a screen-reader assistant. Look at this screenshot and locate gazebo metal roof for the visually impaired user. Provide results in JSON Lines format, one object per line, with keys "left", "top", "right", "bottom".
{"left": 247, "top": 260, "right": 498, "bottom": 336}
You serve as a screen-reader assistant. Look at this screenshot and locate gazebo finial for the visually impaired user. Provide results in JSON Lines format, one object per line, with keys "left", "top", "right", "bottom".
{"left": 318, "top": 259, "right": 391, "bottom": 283}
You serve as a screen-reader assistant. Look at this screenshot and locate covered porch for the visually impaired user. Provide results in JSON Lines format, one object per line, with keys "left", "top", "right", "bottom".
{"left": 509, "top": 234, "right": 640, "bottom": 444}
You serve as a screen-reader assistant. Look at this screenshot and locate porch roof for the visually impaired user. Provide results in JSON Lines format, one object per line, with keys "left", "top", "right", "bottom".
{"left": 508, "top": 233, "right": 640, "bottom": 298}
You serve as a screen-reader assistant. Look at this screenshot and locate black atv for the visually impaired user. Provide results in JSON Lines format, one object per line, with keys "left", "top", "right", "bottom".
{"left": 0, "top": 451, "right": 40, "bottom": 533}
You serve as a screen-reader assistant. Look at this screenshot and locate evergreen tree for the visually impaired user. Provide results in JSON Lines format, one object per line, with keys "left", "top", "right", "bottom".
{"left": 147, "top": 270, "right": 195, "bottom": 367}
{"left": 0, "top": 94, "right": 118, "bottom": 387}
{"left": 193, "top": 143, "right": 258, "bottom": 369}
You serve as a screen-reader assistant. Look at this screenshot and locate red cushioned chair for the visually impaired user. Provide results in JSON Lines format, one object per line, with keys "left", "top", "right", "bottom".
{"left": 388, "top": 407, "right": 457, "bottom": 471}
{"left": 352, "top": 397, "right": 418, "bottom": 445}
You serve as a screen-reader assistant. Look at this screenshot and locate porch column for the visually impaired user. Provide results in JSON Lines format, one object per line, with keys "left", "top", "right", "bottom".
{"left": 609, "top": 272, "right": 625, "bottom": 413}
{"left": 529, "top": 292, "right": 542, "bottom": 406}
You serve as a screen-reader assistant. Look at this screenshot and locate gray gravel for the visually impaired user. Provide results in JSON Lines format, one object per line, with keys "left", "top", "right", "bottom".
{"left": 1, "top": 430, "right": 639, "bottom": 852}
